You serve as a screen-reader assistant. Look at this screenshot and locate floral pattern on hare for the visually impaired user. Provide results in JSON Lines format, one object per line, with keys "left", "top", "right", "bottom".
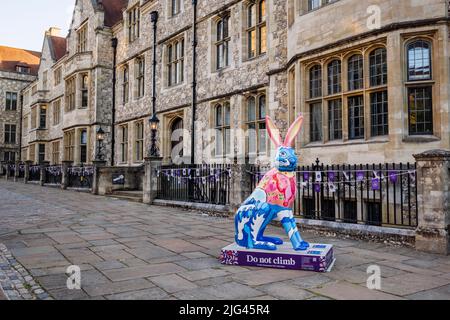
{"left": 235, "top": 116, "right": 310, "bottom": 251}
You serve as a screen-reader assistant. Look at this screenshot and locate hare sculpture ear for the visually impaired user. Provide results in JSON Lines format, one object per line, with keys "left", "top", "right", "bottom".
{"left": 266, "top": 116, "right": 283, "bottom": 148}
{"left": 283, "top": 115, "right": 304, "bottom": 147}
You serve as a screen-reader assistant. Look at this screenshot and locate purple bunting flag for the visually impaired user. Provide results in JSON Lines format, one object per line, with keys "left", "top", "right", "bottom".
{"left": 371, "top": 178, "right": 381, "bottom": 191}
{"left": 356, "top": 171, "right": 364, "bottom": 182}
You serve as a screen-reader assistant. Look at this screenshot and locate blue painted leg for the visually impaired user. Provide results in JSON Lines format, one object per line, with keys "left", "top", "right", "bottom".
{"left": 281, "top": 217, "right": 309, "bottom": 251}
{"left": 258, "top": 236, "right": 284, "bottom": 245}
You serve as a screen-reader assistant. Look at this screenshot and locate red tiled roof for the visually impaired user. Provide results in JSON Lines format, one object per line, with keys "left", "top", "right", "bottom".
{"left": 0, "top": 45, "right": 41, "bottom": 75}
{"left": 49, "top": 36, "right": 67, "bottom": 62}
{"left": 101, "top": 0, "right": 128, "bottom": 27}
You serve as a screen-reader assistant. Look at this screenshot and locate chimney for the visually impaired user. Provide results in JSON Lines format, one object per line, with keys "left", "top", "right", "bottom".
{"left": 46, "top": 27, "right": 61, "bottom": 37}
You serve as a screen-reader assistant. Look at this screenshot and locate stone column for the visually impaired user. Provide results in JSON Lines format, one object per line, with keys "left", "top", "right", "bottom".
{"left": 413, "top": 150, "right": 450, "bottom": 255}
{"left": 229, "top": 164, "right": 253, "bottom": 213}
{"left": 92, "top": 160, "right": 107, "bottom": 195}
{"left": 24, "top": 161, "right": 32, "bottom": 183}
{"left": 40, "top": 161, "right": 50, "bottom": 186}
{"left": 61, "top": 161, "right": 73, "bottom": 190}
{"left": 143, "top": 157, "right": 163, "bottom": 205}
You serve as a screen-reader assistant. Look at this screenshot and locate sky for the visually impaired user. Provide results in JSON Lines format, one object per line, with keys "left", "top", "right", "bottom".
{"left": 0, "top": 0, "right": 75, "bottom": 52}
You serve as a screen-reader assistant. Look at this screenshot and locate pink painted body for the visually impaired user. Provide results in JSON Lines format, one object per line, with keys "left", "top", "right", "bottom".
{"left": 257, "top": 168, "right": 297, "bottom": 208}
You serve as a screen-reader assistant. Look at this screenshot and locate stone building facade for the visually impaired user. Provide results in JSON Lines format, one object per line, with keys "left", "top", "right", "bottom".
{"left": 21, "top": 0, "right": 127, "bottom": 165}
{"left": 17, "top": 0, "right": 450, "bottom": 167}
{"left": 0, "top": 46, "right": 40, "bottom": 163}
{"left": 285, "top": 0, "right": 450, "bottom": 165}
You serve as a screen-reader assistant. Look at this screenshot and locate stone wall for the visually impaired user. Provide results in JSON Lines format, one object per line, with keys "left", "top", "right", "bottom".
{"left": 0, "top": 70, "right": 36, "bottom": 161}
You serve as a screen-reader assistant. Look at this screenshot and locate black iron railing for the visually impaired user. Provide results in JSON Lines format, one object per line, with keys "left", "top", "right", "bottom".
{"left": 67, "top": 165, "right": 94, "bottom": 189}
{"left": 1, "top": 164, "right": 7, "bottom": 176}
{"left": 8, "top": 164, "right": 15, "bottom": 177}
{"left": 156, "top": 164, "right": 231, "bottom": 205}
{"left": 45, "top": 165, "right": 62, "bottom": 185}
{"left": 249, "top": 161, "right": 418, "bottom": 229}
{"left": 17, "top": 164, "right": 25, "bottom": 178}
{"left": 28, "top": 165, "right": 41, "bottom": 182}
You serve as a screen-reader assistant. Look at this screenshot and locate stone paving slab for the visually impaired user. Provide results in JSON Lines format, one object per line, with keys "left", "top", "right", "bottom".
{"left": 1, "top": 179, "right": 450, "bottom": 300}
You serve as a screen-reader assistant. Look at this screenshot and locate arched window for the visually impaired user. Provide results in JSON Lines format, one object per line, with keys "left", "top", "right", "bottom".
{"left": 309, "top": 65, "right": 322, "bottom": 98}
{"left": 348, "top": 54, "right": 364, "bottom": 91}
{"left": 246, "top": 1, "right": 266, "bottom": 59}
{"left": 246, "top": 94, "right": 266, "bottom": 154}
{"left": 167, "top": 38, "right": 184, "bottom": 86}
{"left": 215, "top": 102, "right": 231, "bottom": 156}
{"left": 136, "top": 58, "right": 145, "bottom": 98}
{"left": 407, "top": 40, "right": 432, "bottom": 81}
{"left": 216, "top": 15, "right": 230, "bottom": 70}
{"left": 369, "top": 48, "right": 387, "bottom": 86}
{"left": 327, "top": 60, "right": 341, "bottom": 95}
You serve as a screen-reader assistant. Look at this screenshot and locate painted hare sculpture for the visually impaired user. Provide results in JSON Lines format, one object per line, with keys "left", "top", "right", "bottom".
{"left": 235, "top": 115, "right": 310, "bottom": 251}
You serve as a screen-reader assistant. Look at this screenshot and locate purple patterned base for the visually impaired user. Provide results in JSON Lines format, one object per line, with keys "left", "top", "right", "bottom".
{"left": 220, "top": 243, "right": 335, "bottom": 273}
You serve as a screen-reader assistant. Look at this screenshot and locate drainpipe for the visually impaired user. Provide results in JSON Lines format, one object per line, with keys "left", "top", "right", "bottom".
{"left": 111, "top": 37, "right": 118, "bottom": 167}
{"left": 150, "top": 12, "right": 158, "bottom": 120}
{"left": 18, "top": 93, "right": 23, "bottom": 161}
{"left": 191, "top": 0, "right": 198, "bottom": 165}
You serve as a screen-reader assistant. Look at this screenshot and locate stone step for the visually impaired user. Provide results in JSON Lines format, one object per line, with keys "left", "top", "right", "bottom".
{"left": 109, "top": 190, "right": 143, "bottom": 203}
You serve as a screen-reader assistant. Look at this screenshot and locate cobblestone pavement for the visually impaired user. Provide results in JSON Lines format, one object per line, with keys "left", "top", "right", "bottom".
{"left": 0, "top": 180, "right": 449, "bottom": 300}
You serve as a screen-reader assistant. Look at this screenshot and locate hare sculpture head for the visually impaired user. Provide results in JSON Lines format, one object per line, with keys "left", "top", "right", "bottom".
{"left": 266, "top": 115, "right": 304, "bottom": 172}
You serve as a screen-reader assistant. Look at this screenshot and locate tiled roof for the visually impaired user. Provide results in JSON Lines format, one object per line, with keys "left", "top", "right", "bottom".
{"left": 0, "top": 45, "right": 41, "bottom": 75}
{"left": 49, "top": 36, "right": 67, "bottom": 62}
{"left": 100, "top": 0, "right": 128, "bottom": 27}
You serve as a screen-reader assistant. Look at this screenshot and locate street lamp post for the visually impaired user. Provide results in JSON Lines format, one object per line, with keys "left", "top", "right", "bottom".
{"left": 149, "top": 11, "right": 160, "bottom": 158}
{"left": 149, "top": 114, "right": 160, "bottom": 157}
{"left": 96, "top": 127, "right": 105, "bottom": 161}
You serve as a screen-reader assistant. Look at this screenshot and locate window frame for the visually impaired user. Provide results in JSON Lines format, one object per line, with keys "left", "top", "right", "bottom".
{"left": 52, "top": 141, "right": 60, "bottom": 165}
{"left": 54, "top": 67, "right": 62, "bottom": 86}
{"left": 120, "top": 125, "right": 129, "bottom": 163}
{"left": 76, "top": 23, "right": 88, "bottom": 53}
{"left": 5, "top": 92, "right": 18, "bottom": 111}
{"left": 38, "top": 143, "right": 46, "bottom": 164}
{"left": 39, "top": 105, "right": 47, "bottom": 129}
{"left": 128, "top": 6, "right": 140, "bottom": 43}
{"left": 170, "top": 0, "right": 181, "bottom": 17}
{"left": 347, "top": 54, "right": 364, "bottom": 91}
{"left": 4, "top": 124, "right": 17, "bottom": 144}
{"left": 53, "top": 99, "right": 61, "bottom": 126}
{"left": 245, "top": 0, "right": 267, "bottom": 60}
{"left": 122, "top": 65, "right": 129, "bottom": 104}
{"left": 64, "top": 130, "right": 75, "bottom": 162}
{"left": 167, "top": 38, "right": 185, "bottom": 87}
{"left": 246, "top": 93, "right": 267, "bottom": 155}
{"left": 65, "top": 76, "right": 76, "bottom": 112}
{"left": 135, "top": 121, "right": 144, "bottom": 162}
{"left": 309, "top": 64, "right": 322, "bottom": 99}
{"left": 369, "top": 47, "right": 387, "bottom": 87}
{"left": 214, "top": 102, "right": 231, "bottom": 157}
{"left": 136, "top": 58, "right": 145, "bottom": 98}
{"left": 327, "top": 59, "right": 342, "bottom": 95}
{"left": 407, "top": 86, "right": 433, "bottom": 136}
{"left": 328, "top": 99, "right": 342, "bottom": 141}
{"left": 370, "top": 90, "right": 389, "bottom": 137}
{"left": 348, "top": 95, "right": 365, "bottom": 140}
{"left": 215, "top": 14, "right": 231, "bottom": 70}
{"left": 407, "top": 39, "right": 432, "bottom": 82}
{"left": 79, "top": 129, "right": 88, "bottom": 164}
{"left": 81, "top": 74, "right": 89, "bottom": 108}
{"left": 309, "top": 102, "right": 323, "bottom": 142}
